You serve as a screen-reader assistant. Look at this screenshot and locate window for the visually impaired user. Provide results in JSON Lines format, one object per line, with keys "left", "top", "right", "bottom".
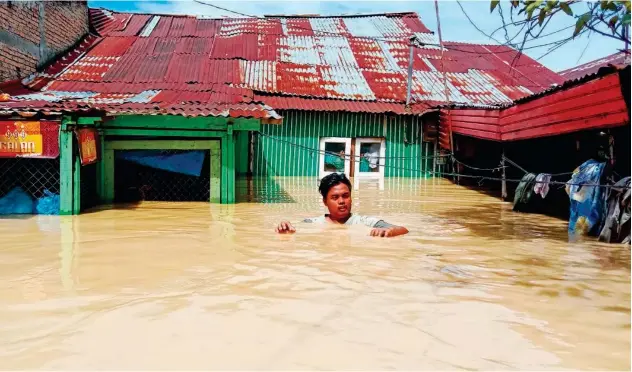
{"left": 353, "top": 138, "right": 385, "bottom": 180}
{"left": 318, "top": 137, "right": 351, "bottom": 179}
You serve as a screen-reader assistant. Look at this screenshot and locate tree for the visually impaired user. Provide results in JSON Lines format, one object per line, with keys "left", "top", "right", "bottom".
{"left": 490, "top": 0, "right": 631, "bottom": 44}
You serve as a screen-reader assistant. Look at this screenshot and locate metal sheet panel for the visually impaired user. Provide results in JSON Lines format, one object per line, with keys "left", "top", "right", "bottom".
{"left": 193, "top": 19, "right": 222, "bottom": 38}
{"left": 110, "top": 14, "right": 152, "bottom": 36}
{"left": 240, "top": 61, "right": 277, "bottom": 92}
{"left": 87, "top": 37, "right": 136, "bottom": 57}
{"left": 279, "top": 36, "right": 320, "bottom": 65}
{"left": 57, "top": 56, "right": 120, "bottom": 82}
{"left": 309, "top": 18, "right": 348, "bottom": 36}
{"left": 344, "top": 16, "right": 409, "bottom": 38}
{"left": 211, "top": 34, "right": 258, "bottom": 60}
{"left": 320, "top": 65, "right": 374, "bottom": 100}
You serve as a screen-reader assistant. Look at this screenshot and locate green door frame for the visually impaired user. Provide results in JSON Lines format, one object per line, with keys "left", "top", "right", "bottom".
{"left": 59, "top": 114, "right": 263, "bottom": 214}
{"left": 103, "top": 139, "right": 222, "bottom": 204}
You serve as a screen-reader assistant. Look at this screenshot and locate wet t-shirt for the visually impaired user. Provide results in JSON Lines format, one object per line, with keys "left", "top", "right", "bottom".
{"left": 302, "top": 214, "right": 394, "bottom": 228}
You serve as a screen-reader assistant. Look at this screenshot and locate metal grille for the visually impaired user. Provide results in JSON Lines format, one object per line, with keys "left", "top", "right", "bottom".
{"left": 80, "top": 162, "right": 99, "bottom": 211}
{"left": 114, "top": 150, "right": 211, "bottom": 202}
{"left": 0, "top": 158, "right": 60, "bottom": 200}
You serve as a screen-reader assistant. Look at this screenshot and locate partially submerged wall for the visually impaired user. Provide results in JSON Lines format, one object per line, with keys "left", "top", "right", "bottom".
{"left": 252, "top": 110, "right": 432, "bottom": 178}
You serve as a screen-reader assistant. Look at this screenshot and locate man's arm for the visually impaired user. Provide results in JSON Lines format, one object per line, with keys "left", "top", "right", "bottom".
{"left": 370, "top": 220, "right": 409, "bottom": 237}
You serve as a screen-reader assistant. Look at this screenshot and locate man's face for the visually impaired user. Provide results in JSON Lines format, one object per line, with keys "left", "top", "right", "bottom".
{"left": 323, "top": 182, "right": 352, "bottom": 220}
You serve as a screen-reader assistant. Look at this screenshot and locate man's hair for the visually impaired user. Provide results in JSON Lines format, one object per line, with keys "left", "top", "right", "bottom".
{"left": 319, "top": 173, "right": 352, "bottom": 198}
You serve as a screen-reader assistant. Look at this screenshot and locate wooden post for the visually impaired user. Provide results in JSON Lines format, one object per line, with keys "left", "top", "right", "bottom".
{"left": 59, "top": 118, "right": 74, "bottom": 215}
{"left": 72, "top": 150, "right": 81, "bottom": 214}
{"left": 501, "top": 149, "right": 507, "bottom": 201}
{"left": 210, "top": 140, "right": 221, "bottom": 203}
{"left": 96, "top": 129, "right": 106, "bottom": 202}
{"left": 432, "top": 141, "right": 437, "bottom": 178}
{"left": 221, "top": 127, "right": 236, "bottom": 204}
{"left": 102, "top": 149, "right": 115, "bottom": 204}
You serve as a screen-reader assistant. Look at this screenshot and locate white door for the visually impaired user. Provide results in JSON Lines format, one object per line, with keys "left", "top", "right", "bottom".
{"left": 318, "top": 137, "right": 351, "bottom": 180}
{"left": 353, "top": 137, "right": 386, "bottom": 189}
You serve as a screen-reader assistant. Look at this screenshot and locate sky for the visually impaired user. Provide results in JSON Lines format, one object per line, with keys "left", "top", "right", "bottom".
{"left": 88, "top": 0, "right": 628, "bottom": 72}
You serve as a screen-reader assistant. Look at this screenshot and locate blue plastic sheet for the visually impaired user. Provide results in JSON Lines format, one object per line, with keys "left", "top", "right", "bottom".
{"left": 0, "top": 186, "right": 34, "bottom": 215}
{"left": 35, "top": 189, "right": 60, "bottom": 215}
{"left": 116, "top": 150, "right": 206, "bottom": 177}
{"left": 566, "top": 159, "right": 607, "bottom": 237}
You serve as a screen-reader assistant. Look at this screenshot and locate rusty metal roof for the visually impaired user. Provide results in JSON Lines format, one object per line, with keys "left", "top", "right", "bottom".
{"left": 559, "top": 50, "right": 630, "bottom": 81}
{"left": 0, "top": 9, "right": 565, "bottom": 117}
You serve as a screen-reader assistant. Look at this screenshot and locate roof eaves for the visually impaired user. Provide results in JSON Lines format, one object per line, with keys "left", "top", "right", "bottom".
{"left": 511, "top": 64, "right": 627, "bottom": 105}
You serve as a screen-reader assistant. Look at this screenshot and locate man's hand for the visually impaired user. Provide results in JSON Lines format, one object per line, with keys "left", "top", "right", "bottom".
{"left": 370, "top": 228, "right": 392, "bottom": 237}
{"left": 275, "top": 221, "right": 296, "bottom": 234}
{"left": 370, "top": 226, "right": 409, "bottom": 238}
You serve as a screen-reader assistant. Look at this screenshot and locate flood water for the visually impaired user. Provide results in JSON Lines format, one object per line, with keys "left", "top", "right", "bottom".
{"left": 0, "top": 177, "right": 629, "bottom": 371}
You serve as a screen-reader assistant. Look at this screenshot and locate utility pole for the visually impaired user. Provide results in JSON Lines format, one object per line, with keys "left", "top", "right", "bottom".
{"left": 406, "top": 35, "right": 419, "bottom": 107}
{"left": 434, "top": 0, "right": 456, "bottom": 183}
{"left": 501, "top": 149, "right": 507, "bottom": 201}
{"left": 624, "top": 24, "right": 630, "bottom": 62}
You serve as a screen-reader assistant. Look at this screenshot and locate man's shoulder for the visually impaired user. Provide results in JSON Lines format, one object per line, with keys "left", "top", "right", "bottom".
{"left": 347, "top": 214, "right": 382, "bottom": 227}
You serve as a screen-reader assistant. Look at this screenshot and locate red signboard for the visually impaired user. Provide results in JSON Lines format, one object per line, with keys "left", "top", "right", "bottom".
{"left": 0, "top": 121, "right": 60, "bottom": 158}
{"left": 75, "top": 128, "right": 99, "bottom": 166}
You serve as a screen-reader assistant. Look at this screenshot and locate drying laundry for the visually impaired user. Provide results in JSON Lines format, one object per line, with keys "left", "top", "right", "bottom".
{"left": 533, "top": 173, "right": 552, "bottom": 198}
{"left": 598, "top": 177, "right": 631, "bottom": 244}
{"left": 566, "top": 159, "right": 607, "bottom": 238}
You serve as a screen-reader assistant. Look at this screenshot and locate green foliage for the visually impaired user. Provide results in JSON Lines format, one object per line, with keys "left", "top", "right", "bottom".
{"left": 490, "top": 0, "right": 631, "bottom": 42}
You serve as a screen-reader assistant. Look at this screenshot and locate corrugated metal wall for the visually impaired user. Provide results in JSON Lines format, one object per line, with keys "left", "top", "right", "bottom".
{"left": 253, "top": 110, "right": 432, "bottom": 177}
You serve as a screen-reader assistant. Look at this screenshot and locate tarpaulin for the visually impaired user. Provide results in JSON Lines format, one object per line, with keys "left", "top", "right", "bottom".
{"left": 116, "top": 150, "right": 206, "bottom": 177}
{"left": 566, "top": 159, "right": 607, "bottom": 238}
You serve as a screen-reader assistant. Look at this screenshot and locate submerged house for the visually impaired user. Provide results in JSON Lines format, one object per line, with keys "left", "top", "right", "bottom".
{"left": 1, "top": 8, "right": 574, "bottom": 214}
{"left": 439, "top": 54, "right": 630, "bottom": 222}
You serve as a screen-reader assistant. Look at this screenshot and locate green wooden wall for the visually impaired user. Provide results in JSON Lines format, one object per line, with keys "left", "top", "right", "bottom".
{"left": 253, "top": 110, "right": 432, "bottom": 177}
{"left": 235, "top": 131, "right": 250, "bottom": 175}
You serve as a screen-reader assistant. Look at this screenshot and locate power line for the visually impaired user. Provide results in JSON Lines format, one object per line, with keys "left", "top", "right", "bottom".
{"left": 257, "top": 131, "right": 447, "bottom": 161}
{"left": 193, "top": 0, "right": 585, "bottom": 56}
{"left": 258, "top": 133, "right": 630, "bottom": 190}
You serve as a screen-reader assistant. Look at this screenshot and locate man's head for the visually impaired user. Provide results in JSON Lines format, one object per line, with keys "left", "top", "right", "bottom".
{"left": 319, "top": 173, "right": 352, "bottom": 220}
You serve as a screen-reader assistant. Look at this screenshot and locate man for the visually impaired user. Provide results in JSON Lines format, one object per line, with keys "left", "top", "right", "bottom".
{"left": 275, "top": 173, "right": 409, "bottom": 237}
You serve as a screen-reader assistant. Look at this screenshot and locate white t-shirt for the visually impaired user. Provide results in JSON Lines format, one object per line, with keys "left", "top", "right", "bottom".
{"left": 302, "top": 214, "right": 394, "bottom": 228}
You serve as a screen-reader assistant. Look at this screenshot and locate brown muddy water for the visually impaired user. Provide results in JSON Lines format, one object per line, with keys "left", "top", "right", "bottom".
{"left": 0, "top": 177, "right": 629, "bottom": 371}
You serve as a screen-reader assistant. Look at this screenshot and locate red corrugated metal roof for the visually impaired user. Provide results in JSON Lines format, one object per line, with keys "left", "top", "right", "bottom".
{"left": 255, "top": 94, "right": 432, "bottom": 115}
{"left": 1, "top": 9, "right": 565, "bottom": 117}
{"left": 559, "top": 51, "right": 630, "bottom": 81}
{"left": 438, "top": 67, "right": 629, "bottom": 146}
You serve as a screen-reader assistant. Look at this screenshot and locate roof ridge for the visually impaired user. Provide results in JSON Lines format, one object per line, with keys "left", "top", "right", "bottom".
{"left": 263, "top": 12, "right": 420, "bottom": 18}
{"left": 90, "top": 7, "right": 420, "bottom": 20}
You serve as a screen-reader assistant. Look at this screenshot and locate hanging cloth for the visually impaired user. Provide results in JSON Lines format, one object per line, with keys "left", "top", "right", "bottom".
{"left": 566, "top": 159, "right": 607, "bottom": 238}
{"left": 533, "top": 173, "right": 552, "bottom": 198}
{"left": 598, "top": 177, "right": 631, "bottom": 244}
{"left": 513, "top": 173, "right": 537, "bottom": 212}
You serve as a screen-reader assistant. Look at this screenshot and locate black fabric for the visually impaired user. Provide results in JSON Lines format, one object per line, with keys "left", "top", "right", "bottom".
{"left": 513, "top": 173, "right": 538, "bottom": 212}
